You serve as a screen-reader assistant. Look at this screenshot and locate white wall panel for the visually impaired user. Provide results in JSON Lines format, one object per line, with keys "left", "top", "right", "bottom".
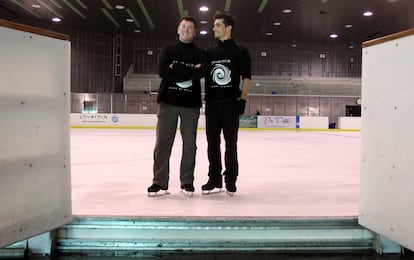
{"left": 359, "top": 30, "right": 414, "bottom": 251}
{"left": 0, "top": 23, "right": 72, "bottom": 247}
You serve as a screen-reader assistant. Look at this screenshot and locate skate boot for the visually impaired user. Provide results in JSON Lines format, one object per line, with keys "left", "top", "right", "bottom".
{"left": 225, "top": 178, "right": 237, "bottom": 196}
{"left": 201, "top": 176, "right": 223, "bottom": 195}
{"left": 147, "top": 183, "right": 169, "bottom": 197}
{"left": 181, "top": 184, "right": 195, "bottom": 197}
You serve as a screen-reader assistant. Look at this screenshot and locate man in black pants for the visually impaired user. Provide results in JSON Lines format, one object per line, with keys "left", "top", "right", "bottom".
{"left": 147, "top": 16, "right": 206, "bottom": 197}
{"left": 202, "top": 13, "right": 252, "bottom": 195}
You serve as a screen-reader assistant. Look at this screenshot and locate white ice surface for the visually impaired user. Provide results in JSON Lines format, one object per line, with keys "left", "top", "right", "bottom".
{"left": 70, "top": 129, "right": 360, "bottom": 217}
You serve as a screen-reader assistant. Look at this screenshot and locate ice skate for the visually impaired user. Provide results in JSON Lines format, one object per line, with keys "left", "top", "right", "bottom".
{"left": 201, "top": 176, "right": 223, "bottom": 195}
{"left": 202, "top": 187, "right": 224, "bottom": 195}
{"left": 225, "top": 179, "right": 237, "bottom": 196}
{"left": 180, "top": 184, "right": 195, "bottom": 197}
{"left": 147, "top": 183, "right": 169, "bottom": 197}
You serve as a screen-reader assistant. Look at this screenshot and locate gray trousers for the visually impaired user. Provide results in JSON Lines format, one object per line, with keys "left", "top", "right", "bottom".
{"left": 152, "top": 103, "right": 200, "bottom": 188}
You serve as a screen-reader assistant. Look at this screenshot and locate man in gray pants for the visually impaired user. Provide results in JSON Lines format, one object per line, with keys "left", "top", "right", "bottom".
{"left": 147, "top": 16, "right": 206, "bottom": 197}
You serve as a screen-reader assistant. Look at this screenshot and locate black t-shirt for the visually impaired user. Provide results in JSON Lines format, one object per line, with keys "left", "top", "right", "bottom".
{"left": 205, "top": 39, "right": 251, "bottom": 101}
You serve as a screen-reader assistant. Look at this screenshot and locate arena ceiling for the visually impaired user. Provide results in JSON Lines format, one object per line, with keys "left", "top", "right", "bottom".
{"left": 1, "top": 0, "right": 414, "bottom": 45}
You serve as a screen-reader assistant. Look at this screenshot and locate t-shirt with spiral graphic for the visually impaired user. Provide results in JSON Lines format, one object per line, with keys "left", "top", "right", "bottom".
{"left": 205, "top": 39, "right": 251, "bottom": 102}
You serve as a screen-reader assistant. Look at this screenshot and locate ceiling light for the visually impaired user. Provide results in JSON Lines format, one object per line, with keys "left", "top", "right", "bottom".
{"left": 126, "top": 18, "right": 134, "bottom": 23}
{"left": 32, "top": 4, "right": 41, "bottom": 8}
{"left": 115, "top": 5, "right": 125, "bottom": 10}
{"left": 200, "top": 30, "right": 208, "bottom": 35}
{"left": 330, "top": 33, "right": 338, "bottom": 38}
{"left": 345, "top": 24, "right": 353, "bottom": 28}
{"left": 200, "top": 20, "right": 208, "bottom": 24}
{"left": 199, "top": 6, "right": 209, "bottom": 12}
{"left": 51, "top": 17, "right": 61, "bottom": 22}
{"left": 363, "top": 11, "right": 373, "bottom": 16}
{"left": 282, "top": 9, "right": 292, "bottom": 14}
{"left": 134, "top": 29, "right": 141, "bottom": 33}
{"left": 266, "top": 32, "right": 273, "bottom": 36}
{"left": 273, "top": 22, "right": 281, "bottom": 26}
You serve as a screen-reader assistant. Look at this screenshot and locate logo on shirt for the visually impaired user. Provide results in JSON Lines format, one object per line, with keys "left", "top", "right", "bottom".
{"left": 211, "top": 64, "right": 231, "bottom": 86}
{"left": 176, "top": 79, "right": 193, "bottom": 88}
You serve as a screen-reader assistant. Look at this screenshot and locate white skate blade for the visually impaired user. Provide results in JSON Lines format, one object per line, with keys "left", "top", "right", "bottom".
{"left": 226, "top": 190, "right": 235, "bottom": 196}
{"left": 201, "top": 188, "right": 223, "bottom": 195}
{"left": 181, "top": 190, "right": 194, "bottom": 197}
{"left": 147, "top": 190, "right": 170, "bottom": 197}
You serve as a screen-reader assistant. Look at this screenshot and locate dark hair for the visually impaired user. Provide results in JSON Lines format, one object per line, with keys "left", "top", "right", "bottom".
{"left": 179, "top": 16, "right": 197, "bottom": 28}
{"left": 214, "top": 13, "right": 236, "bottom": 28}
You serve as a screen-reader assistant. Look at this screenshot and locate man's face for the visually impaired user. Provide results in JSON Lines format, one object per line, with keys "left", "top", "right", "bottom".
{"left": 177, "top": 20, "right": 196, "bottom": 43}
{"left": 213, "top": 18, "right": 230, "bottom": 40}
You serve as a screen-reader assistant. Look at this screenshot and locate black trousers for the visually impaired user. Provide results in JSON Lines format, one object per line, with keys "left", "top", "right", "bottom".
{"left": 205, "top": 100, "right": 239, "bottom": 181}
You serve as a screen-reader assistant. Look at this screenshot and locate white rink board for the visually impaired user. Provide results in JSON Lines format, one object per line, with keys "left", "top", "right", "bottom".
{"left": 359, "top": 31, "right": 414, "bottom": 251}
{"left": 71, "top": 113, "right": 207, "bottom": 128}
{"left": 338, "top": 117, "right": 361, "bottom": 130}
{"left": 0, "top": 24, "right": 72, "bottom": 247}
{"left": 71, "top": 114, "right": 331, "bottom": 130}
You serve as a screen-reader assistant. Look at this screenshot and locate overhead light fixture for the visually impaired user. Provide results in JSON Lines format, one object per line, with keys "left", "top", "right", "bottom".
{"left": 273, "top": 22, "right": 281, "bottom": 26}
{"left": 115, "top": 5, "right": 125, "bottom": 10}
{"left": 345, "top": 24, "right": 353, "bottom": 28}
{"left": 199, "top": 6, "right": 209, "bottom": 12}
{"left": 200, "top": 20, "right": 208, "bottom": 24}
{"left": 134, "top": 29, "right": 141, "bottom": 33}
{"left": 32, "top": 4, "right": 41, "bottom": 8}
{"left": 51, "top": 17, "right": 61, "bottom": 22}
{"left": 329, "top": 33, "right": 338, "bottom": 38}
{"left": 266, "top": 32, "right": 273, "bottom": 36}
{"left": 282, "top": 9, "right": 292, "bottom": 14}
{"left": 200, "top": 30, "right": 208, "bottom": 35}
{"left": 126, "top": 18, "right": 134, "bottom": 23}
{"left": 363, "top": 11, "right": 373, "bottom": 16}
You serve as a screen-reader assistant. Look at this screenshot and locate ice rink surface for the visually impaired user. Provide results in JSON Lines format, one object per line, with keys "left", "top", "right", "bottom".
{"left": 70, "top": 128, "right": 360, "bottom": 218}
